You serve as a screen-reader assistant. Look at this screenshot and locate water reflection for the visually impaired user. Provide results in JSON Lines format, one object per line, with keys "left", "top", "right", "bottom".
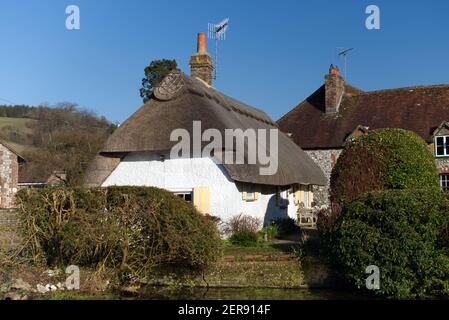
{"left": 134, "top": 286, "right": 362, "bottom": 300}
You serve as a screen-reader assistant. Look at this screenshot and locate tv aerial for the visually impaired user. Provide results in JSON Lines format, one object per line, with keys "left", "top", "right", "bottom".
{"left": 337, "top": 47, "right": 354, "bottom": 79}
{"left": 208, "top": 17, "right": 229, "bottom": 80}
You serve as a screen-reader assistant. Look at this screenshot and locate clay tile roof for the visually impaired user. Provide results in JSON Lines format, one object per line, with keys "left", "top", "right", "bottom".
{"left": 85, "top": 71, "right": 326, "bottom": 187}
{"left": 277, "top": 83, "right": 449, "bottom": 149}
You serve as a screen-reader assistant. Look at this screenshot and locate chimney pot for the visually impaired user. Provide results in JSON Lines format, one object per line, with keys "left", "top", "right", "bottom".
{"left": 197, "top": 32, "right": 207, "bottom": 53}
{"left": 329, "top": 64, "right": 340, "bottom": 76}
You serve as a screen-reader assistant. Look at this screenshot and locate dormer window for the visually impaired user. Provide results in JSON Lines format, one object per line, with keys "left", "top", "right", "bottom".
{"left": 435, "top": 136, "right": 449, "bottom": 157}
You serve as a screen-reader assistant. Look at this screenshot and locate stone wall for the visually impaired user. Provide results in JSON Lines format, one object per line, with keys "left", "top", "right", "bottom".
{"left": 0, "top": 144, "right": 19, "bottom": 209}
{"left": 305, "top": 149, "right": 342, "bottom": 207}
{"left": 189, "top": 53, "right": 214, "bottom": 86}
{"left": 0, "top": 210, "right": 20, "bottom": 250}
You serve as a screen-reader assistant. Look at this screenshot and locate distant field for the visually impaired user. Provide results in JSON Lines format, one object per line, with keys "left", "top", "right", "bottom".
{"left": 0, "top": 117, "right": 36, "bottom": 130}
{"left": 0, "top": 117, "right": 38, "bottom": 153}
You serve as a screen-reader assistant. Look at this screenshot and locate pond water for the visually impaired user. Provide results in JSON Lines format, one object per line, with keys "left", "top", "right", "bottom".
{"left": 133, "top": 286, "right": 362, "bottom": 300}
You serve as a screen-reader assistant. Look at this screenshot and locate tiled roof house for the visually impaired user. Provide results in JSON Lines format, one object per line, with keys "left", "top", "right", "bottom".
{"left": 277, "top": 65, "right": 449, "bottom": 206}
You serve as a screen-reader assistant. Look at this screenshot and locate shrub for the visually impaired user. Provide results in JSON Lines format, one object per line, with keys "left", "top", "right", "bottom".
{"left": 16, "top": 186, "right": 221, "bottom": 281}
{"left": 330, "top": 129, "right": 439, "bottom": 210}
{"left": 328, "top": 189, "right": 449, "bottom": 298}
{"left": 273, "top": 217, "right": 300, "bottom": 237}
{"left": 224, "top": 214, "right": 260, "bottom": 235}
{"left": 224, "top": 214, "right": 261, "bottom": 247}
{"left": 262, "top": 225, "right": 279, "bottom": 241}
{"left": 229, "top": 230, "right": 259, "bottom": 247}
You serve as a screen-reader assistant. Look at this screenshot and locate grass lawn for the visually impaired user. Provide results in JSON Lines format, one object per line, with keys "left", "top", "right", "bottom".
{"left": 0, "top": 117, "right": 35, "bottom": 130}
{"left": 223, "top": 239, "right": 301, "bottom": 257}
{"left": 42, "top": 292, "right": 119, "bottom": 300}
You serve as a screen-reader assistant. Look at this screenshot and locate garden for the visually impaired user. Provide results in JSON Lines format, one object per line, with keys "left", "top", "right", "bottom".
{"left": 319, "top": 128, "right": 449, "bottom": 299}
{"left": 2, "top": 128, "right": 449, "bottom": 300}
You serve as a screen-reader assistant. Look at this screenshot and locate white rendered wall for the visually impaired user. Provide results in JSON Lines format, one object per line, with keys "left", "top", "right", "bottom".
{"left": 102, "top": 152, "right": 296, "bottom": 226}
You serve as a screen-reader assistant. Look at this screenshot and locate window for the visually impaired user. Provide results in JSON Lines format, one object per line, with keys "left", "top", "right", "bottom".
{"left": 175, "top": 192, "right": 193, "bottom": 203}
{"left": 304, "top": 188, "right": 310, "bottom": 208}
{"left": 435, "top": 136, "right": 449, "bottom": 157}
{"left": 246, "top": 184, "right": 256, "bottom": 201}
{"left": 293, "top": 185, "right": 314, "bottom": 208}
{"left": 440, "top": 174, "right": 449, "bottom": 191}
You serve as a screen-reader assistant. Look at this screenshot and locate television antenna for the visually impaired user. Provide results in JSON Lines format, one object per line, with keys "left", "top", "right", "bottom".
{"left": 337, "top": 47, "right": 354, "bottom": 79}
{"left": 0, "top": 96, "right": 16, "bottom": 105}
{"left": 208, "top": 17, "right": 229, "bottom": 80}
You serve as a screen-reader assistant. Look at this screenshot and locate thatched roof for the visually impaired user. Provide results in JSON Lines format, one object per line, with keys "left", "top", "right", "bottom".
{"left": 85, "top": 71, "right": 326, "bottom": 187}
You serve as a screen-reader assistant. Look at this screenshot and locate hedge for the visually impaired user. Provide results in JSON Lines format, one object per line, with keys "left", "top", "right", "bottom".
{"left": 328, "top": 189, "right": 449, "bottom": 298}
{"left": 16, "top": 186, "right": 221, "bottom": 281}
{"left": 330, "top": 129, "right": 439, "bottom": 208}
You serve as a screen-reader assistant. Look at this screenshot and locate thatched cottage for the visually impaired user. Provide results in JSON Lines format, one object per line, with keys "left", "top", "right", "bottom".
{"left": 277, "top": 65, "right": 449, "bottom": 207}
{"left": 85, "top": 33, "right": 326, "bottom": 226}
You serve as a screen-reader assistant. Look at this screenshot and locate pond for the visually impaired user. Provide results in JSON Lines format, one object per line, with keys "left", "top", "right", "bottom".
{"left": 132, "top": 286, "right": 362, "bottom": 300}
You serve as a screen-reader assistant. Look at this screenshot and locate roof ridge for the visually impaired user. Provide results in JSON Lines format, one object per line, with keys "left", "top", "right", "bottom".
{"left": 187, "top": 74, "right": 277, "bottom": 126}
{"left": 352, "top": 84, "right": 449, "bottom": 96}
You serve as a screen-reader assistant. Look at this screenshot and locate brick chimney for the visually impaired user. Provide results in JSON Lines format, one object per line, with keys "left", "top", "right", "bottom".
{"left": 189, "top": 32, "right": 214, "bottom": 86}
{"left": 325, "top": 65, "right": 345, "bottom": 113}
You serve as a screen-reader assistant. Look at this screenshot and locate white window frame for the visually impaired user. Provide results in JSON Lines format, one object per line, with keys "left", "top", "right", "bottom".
{"left": 172, "top": 189, "right": 193, "bottom": 203}
{"left": 246, "top": 184, "right": 256, "bottom": 201}
{"left": 440, "top": 174, "right": 449, "bottom": 192}
{"left": 304, "top": 188, "right": 310, "bottom": 208}
{"left": 435, "top": 136, "right": 449, "bottom": 157}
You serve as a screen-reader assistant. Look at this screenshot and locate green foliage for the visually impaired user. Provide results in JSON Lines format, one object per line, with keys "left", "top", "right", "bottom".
{"left": 328, "top": 189, "right": 449, "bottom": 298}
{"left": 229, "top": 230, "right": 259, "bottom": 247}
{"left": 140, "top": 59, "right": 178, "bottom": 103}
{"left": 262, "top": 225, "right": 279, "bottom": 241}
{"left": 330, "top": 129, "right": 439, "bottom": 208}
{"left": 225, "top": 214, "right": 261, "bottom": 247}
{"left": 272, "top": 218, "right": 300, "bottom": 237}
{"left": 16, "top": 186, "right": 221, "bottom": 282}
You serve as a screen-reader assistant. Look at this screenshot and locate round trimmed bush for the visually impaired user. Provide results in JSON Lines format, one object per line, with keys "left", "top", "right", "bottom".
{"left": 330, "top": 129, "right": 439, "bottom": 208}
{"left": 329, "top": 189, "right": 449, "bottom": 298}
{"left": 16, "top": 186, "right": 222, "bottom": 281}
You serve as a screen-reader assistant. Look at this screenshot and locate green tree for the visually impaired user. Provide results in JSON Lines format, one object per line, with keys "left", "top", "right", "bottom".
{"left": 140, "top": 59, "right": 178, "bottom": 103}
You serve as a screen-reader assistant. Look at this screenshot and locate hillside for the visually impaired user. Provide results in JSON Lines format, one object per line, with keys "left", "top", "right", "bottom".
{"left": 0, "top": 104, "right": 116, "bottom": 186}
{"left": 0, "top": 117, "right": 36, "bottom": 154}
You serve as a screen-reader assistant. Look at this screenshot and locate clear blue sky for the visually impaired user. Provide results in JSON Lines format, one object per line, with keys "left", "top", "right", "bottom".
{"left": 0, "top": 0, "right": 448, "bottom": 123}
